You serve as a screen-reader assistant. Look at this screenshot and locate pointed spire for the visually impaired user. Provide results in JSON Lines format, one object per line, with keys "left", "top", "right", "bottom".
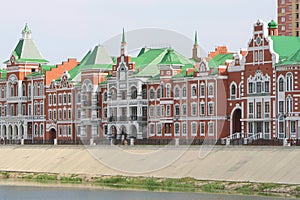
{"left": 194, "top": 31, "right": 198, "bottom": 45}
{"left": 122, "top": 28, "right": 126, "bottom": 43}
{"left": 120, "top": 28, "right": 127, "bottom": 55}
{"left": 22, "top": 23, "right": 32, "bottom": 39}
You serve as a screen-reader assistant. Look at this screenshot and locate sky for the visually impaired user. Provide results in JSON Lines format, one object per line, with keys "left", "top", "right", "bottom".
{"left": 0, "top": 0, "right": 276, "bottom": 65}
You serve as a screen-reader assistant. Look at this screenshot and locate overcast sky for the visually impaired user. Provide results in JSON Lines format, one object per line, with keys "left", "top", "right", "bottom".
{"left": 0, "top": 0, "right": 276, "bottom": 65}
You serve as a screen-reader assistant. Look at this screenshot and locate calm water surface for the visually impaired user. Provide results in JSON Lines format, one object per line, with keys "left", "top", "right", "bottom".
{"left": 0, "top": 185, "right": 294, "bottom": 200}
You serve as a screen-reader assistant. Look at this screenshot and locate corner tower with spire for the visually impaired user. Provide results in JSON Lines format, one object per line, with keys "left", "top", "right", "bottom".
{"left": 120, "top": 28, "right": 127, "bottom": 55}
{"left": 192, "top": 31, "right": 200, "bottom": 62}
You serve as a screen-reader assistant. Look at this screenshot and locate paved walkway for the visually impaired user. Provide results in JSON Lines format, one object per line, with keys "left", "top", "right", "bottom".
{"left": 0, "top": 145, "right": 299, "bottom": 184}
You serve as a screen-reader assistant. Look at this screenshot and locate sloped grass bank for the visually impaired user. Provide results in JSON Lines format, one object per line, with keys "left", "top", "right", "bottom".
{"left": 0, "top": 171, "right": 299, "bottom": 198}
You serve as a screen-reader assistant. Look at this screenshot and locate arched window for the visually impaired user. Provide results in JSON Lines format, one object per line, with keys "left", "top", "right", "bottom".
{"left": 182, "top": 86, "right": 187, "bottom": 97}
{"left": 40, "top": 101, "right": 44, "bottom": 115}
{"left": 166, "top": 84, "right": 171, "bottom": 98}
{"left": 131, "top": 87, "right": 137, "bottom": 99}
{"left": 286, "top": 73, "right": 293, "bottom": 91}
{"left": 34, "top": 124, "right": 38, "bottom": 136}
{"left": 279, "top": 77, "right": 284, "bottom": 92}
{"left": 231, "top": 83, "right": 236, "bottom": 99}
{"left": 174, "top": 87, "right": 180, "bottom": 98}
{"left": 40, "top": 82, "right": 44, "bottom": 96}
{"left": 149, "top": 88, "right": 155, "bottom": 99}
{"left": 191, "top": 85, "right": 197, "bottom": 97}
{"left": 22, "top": 84, "right": 26, "bottom": 96}
{"left": 208, "top": 84, "right": 214, "bottom": 96}
{"left": 142, "top": 89, "right": 147, "bottom": 99}
{"left": 10, "top": 84, "right": 14, "bottom": 97}
{"left": 34, "top": 83, "right": 38, "bottom": 96}
{"left": 110, "top": 88, "right": 117, "bottom": 100}
{"left": 157, "top": 88, "right": 161, "bottom": 99}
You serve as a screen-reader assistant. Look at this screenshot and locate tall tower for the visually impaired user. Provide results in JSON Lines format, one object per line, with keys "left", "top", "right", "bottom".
{"left": 120, "top": 28, "right": 126, "bottom": 55}
{"left": 277, "top": 0, "right": 300, "bottom": 36}
{"left": 192, "top": 31, "right": 200, "bottom": 62}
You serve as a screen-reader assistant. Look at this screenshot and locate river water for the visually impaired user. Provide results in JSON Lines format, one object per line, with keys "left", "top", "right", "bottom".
{"left": 0, "top": 185, "right": 294, "bottom": 200}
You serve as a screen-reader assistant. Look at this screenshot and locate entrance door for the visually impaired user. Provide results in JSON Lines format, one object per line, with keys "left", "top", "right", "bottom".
{"left": 49, "top": 128, "right": 56, "bottom": 142}
{"left": 232, "top": 109, "right": 242, "bottom": 135}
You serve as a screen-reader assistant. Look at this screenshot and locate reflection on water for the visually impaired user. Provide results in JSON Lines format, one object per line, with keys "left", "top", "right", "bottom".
{"left": 0, "top": 185, "right": 294, "bottom": 200}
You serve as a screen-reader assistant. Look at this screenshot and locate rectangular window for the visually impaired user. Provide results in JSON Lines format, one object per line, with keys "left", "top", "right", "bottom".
{"left": 249, "top": 102, "right": 254, "bottom": 114}
{"left": 58, "top": 94, "right": 62, "bottom": 104}
{"left": 49, "top": 94, "right": 52, "bottom": 105}
{"left": 208, "top": 122, "right": 214, "bottom": 136}
{"left": 53, "top": 94, "right": 57, "bottom": 105}
{"left": 256, "top": 82, "right": 261, "bottom": 93}
{"left": 265, "top": 122, "right": 270, "bottom": 133}
{"left": 149, "top": 106, "right": 154, "bottom": 117}
{"left": 161, "top": 106, "right": 164, "bottom": 117}
{"left": 256, "top": 102, "right": 262, "bottom": 118}
{"left": 248, "top": 82, "right": 253, "bottom": 93}
{"left": 166, "top": 105, "right": 171, "bottom": 116}
{"left": 200, "top": 122, "right": 205, "bottom": 136}
{"left": 40, "top": 124, "right": 44, "bottom": 136}
{"left": 265, "top": 81, "right": 269, "bottom": 93}
{"left": 63, "top": 94, "right": 67, "bottom": 104}
{"left": 182, "top": 104, "right": 187, "bottom": 116}
{"left": 174, "top": 123, "right": 180, "bottom": 136}
{"left": 208, "top": 102, "right": 214, "bottom": 115}
{"left": 281, "top": 16, "right": 285, "bottom": 22}
{"left": 200, "top": 84, "right": 205, "bottom": 97}
{"left": 182, "top": 123, "right": 187, "bottom": 136}
{"left": 53, "top": 110, "right": 56, "bottom": 120}
{"left": 148, "top": 122, "right": 155, "bottom": 135}
{"left": 279, "top": 101, "right": 284, "bottom": 113}
{"left": 248, "top": 122, "right": 253, "bottom": 133}
{"left": 156, "top": 105, "right": 160, "bottom": 117}
{"left": 28, "top": 105, "right": 32, "bottom": 115}
{"left": 291, "top": 121, "right": 296, "bottom": 133}
{"left": 142, "top": 107, "right": 147, "bottom": 117}
{"left": 22, "top": 104, "right": 26, "bottom": 115}
{"left": 77, "top": 110, "right": 81, "bottom": 118}
{"left": 157, "top": 124, "right": 162, "bottom": 136}
{"left": 279, "top": 122, "right": 284, "bottom": 133}
{"left": 68, "top": 93, "right": 72, "bottom": 104}
{"left": 265, "top": 102, "right": 270, "bottom": 113}
{"left": 49, "top": 110, "right": 52, "bottom": 120}
{"left": 200, "top": 103, "right": 205, "bottom": 115}
{"left": 175, "top": 105, "right": 180, "bottom": 116}
{"left": 191, "top": 104, "right": 197, "bottom": 116}
{"left": 191, "top": 122, "right": 197, "bottom": 136}
{"left": 68, "top": 109, "right": 72, "bottom": 119}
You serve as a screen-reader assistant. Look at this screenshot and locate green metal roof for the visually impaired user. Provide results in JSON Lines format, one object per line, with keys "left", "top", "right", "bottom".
{"left": 268, "top": 20, "right": 278, "bottom": 29}
{"left": 41, "top": 65, "right": 56, "bottom": 74}
{"left": 0, "top": 70, "right": 7, "bottom": 79}
{"left": 159, "top": 48, "right": 194, "bottom": 65}
{"left": 67, "top": 50, "right": 91, "bottom": 81}
{"left": 276, "top": 49, "right": 300, "bottom": 66}
{"left": 208, "top": 53, "right": 234, "bottom": 69}
{"left": 173, "top": 64, "right": 195, "bottom": 78}
{"left": 6, "top": 24, "right": 48, "bottom": 64}
{"left": 271, "top": 36, "right": 300, "bottom": 61}
{"left": 26, "top": 72, "right": 42, "bottom": 77}
{"left": 134, "top": 48, "right": 168, "bottom": 77}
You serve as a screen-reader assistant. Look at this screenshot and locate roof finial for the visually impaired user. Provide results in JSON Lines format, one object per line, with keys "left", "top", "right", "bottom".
{"left": 22, "top": 23, "right": 32, "bottom": 39}
{"left": 194, "top": 31, "right": 198, "bottom": 45}
{"left": 122, "top": 28, "right": 126, "bottom": 43}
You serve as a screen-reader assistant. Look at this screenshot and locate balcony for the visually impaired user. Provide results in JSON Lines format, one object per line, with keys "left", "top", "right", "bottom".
{"left": 7, "top": 96, "right": 27, "bottom": 103}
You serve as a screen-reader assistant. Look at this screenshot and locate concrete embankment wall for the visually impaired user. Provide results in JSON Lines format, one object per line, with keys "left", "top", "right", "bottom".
{"left": 0, "top": 145, "right": 299, "bottom": 184}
